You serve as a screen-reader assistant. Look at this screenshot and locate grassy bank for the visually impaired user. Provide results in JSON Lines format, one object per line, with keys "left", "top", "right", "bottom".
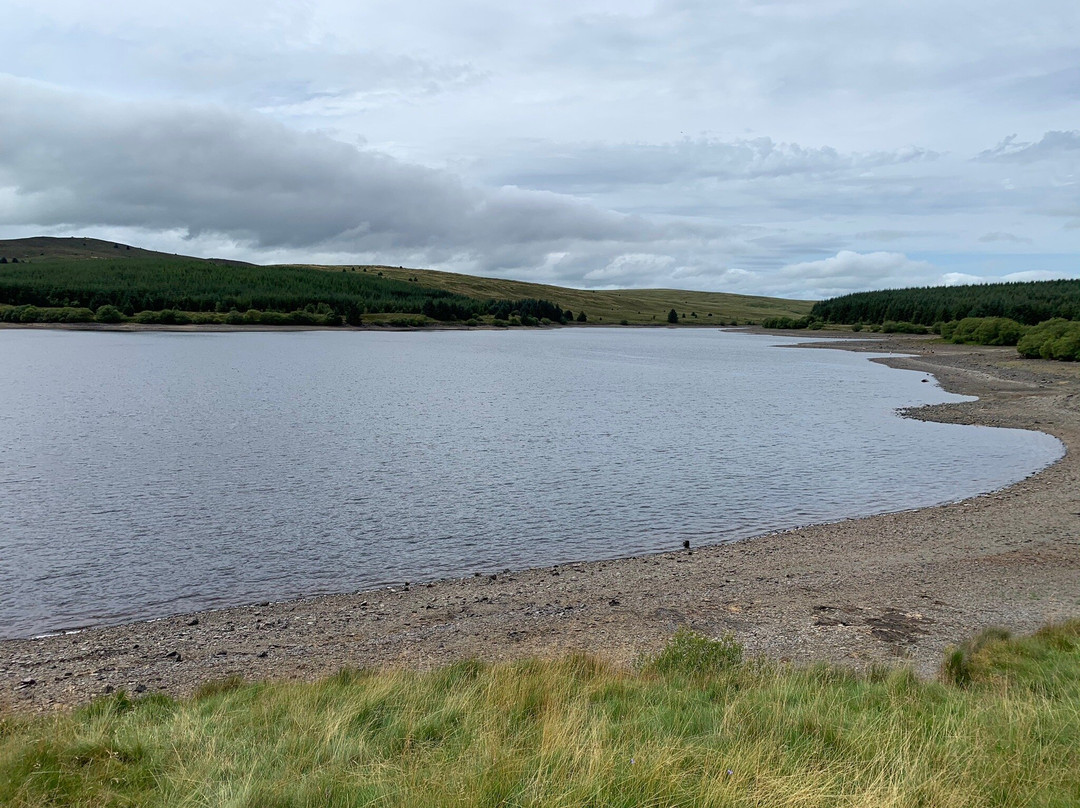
{"left": 3, "top": 623, "right": 1078, "bottom": 807}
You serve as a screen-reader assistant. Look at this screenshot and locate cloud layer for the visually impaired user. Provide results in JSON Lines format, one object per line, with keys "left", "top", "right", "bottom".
{"left": 2, "top": 1, "right": 1079, "bottom": 297}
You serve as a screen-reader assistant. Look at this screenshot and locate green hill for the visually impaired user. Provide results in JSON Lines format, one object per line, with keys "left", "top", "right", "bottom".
{"left": 0, "top": 237, "right": 813, "bottom": 326}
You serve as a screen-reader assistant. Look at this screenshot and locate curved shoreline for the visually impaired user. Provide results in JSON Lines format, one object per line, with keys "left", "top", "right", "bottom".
{"left": 4, "top": 334, "right": 1080, "bottom": 712}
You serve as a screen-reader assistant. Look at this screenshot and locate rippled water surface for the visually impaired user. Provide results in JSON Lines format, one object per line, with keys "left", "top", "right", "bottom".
{"left": 0, "top": 329, "right": 1063, "bottom": 638}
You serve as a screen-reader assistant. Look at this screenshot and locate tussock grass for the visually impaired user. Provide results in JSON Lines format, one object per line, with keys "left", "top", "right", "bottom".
{"left": 3, "top": 622, "right": 1079, "bottom": 807}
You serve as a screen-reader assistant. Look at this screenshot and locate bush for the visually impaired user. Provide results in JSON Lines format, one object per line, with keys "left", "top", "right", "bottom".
{"left": 644, "top": 627, "right": 743, "bottom": 676}
{"left": 243, "top": 309, "right": 262, "bottom": 324}
{"left": 57, "top": 307, "right": 95, "bottom": 323}
{"left": 1017, "top": 318, "right": 1080, "bottom": 360}
{"left": 761, "top": 316, "right": 814, "bottom": 329}
{"left": 942, "top": 317, "right": 1025, "bottom": 346}
{"left": 387, "top": 316, "right": 426, "bottom": 327}
{"left": 881, "top": 320, "right": 929, "bottom": 334}
{"left": 94, "top": 305, "right": 125, "bottom": 323}
{"left": 224, "top": 308, "right": 245, "bottom": 325}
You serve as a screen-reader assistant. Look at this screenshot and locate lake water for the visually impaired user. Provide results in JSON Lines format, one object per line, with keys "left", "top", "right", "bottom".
{"left": 0, "top": 328, "right": 1064, "bottom": 639}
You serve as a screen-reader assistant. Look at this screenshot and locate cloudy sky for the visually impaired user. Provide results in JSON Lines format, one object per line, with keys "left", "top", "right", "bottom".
{"left": 2, "top": 0, "right": 1078, "bottom": 298}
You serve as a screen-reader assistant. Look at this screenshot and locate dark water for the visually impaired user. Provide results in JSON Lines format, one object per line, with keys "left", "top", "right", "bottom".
{"left": 0, "top": 329, "right": 1063, "bottom": 638}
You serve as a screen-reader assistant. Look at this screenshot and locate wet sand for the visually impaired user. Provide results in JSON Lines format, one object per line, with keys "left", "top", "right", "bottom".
{"left": 4, "top": 334, "right": 1079, "bottom": 712}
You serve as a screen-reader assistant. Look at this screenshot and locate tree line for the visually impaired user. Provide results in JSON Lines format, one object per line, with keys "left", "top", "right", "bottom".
{"left": 810, "top": 279, "right": 1080, "bottom": 326}
{"left": 0, "top": 258, "right": 575, "bottom": 326}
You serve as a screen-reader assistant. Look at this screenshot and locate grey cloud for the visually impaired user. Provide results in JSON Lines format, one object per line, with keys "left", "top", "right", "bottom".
{"left": 474, "top": 137, "right": 937, "bottom": 194}
{"left": 0, "top": 77, "right": 650, "bottom": 257}
{"left": 977, "top": 131, "right": 1080, "bottom": 163}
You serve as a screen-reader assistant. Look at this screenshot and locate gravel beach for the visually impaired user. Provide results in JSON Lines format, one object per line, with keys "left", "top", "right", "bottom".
{"left": 4, "top": 333, "right": 1079, "bottom": 713}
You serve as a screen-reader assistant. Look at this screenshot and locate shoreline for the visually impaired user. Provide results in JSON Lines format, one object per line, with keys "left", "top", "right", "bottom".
{"left": 4, "top": 334, "right": 1080, "bottom": 712}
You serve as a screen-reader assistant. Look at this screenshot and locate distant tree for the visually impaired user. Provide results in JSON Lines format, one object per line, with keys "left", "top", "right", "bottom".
{"left": 564, "top": 310, "right": 574, "bottom": 321}
{"left": 0, "top": 257, "right": 7, "bottom": 264}
{"left": 10, "top": 258, "right": 18, "bottom": 263}
{"left": 576, "top": 311, "right": 588, "bottom": 323}
{"left": 667, "top": 308, "right": 679, "bottom": 324}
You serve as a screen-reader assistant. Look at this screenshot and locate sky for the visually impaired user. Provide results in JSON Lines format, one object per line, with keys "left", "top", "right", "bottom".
{"left": 1, "top": 0, "right": 1078, "bottom": 299}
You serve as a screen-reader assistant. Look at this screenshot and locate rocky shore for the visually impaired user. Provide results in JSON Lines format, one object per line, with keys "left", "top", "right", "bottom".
{"left": 4, "top": 334, "right": 1079, "bottom": 713}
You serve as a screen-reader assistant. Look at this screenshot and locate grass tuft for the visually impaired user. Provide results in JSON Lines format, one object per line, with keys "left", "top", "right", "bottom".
{"left": 643, "top": 626, "right": 743, "bottom": 676}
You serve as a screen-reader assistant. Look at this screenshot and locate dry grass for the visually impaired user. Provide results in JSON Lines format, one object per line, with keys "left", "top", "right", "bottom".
{"left": 2, "top": 623, "right": 1078, "bottom": 807}
{"left": 311, "top": 264, "right": 814, "bottom": 326}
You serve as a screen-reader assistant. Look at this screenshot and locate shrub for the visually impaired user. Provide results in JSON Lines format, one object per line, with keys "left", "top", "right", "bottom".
{"left": 850, "top": 323, "right": 863, "bottom": 332}
{"left": 158, "top": 309, "right": 190, "bottom": 325}
{"left": 881, "top": 320, "right": 929, "bottom": 334}
{"left": 224, "top": 308, "right": 245, "bottom": 325}
{"left": 58, "top": 307, "right": 94, "bottom": 323}
{"left": 15, "top": 305, "right": 43, "bottom": 322}
{"left": 761, "top": 316, "right": 814, "bottom": 329}
{"left": 943, "top": 317, "right": 1025, "bottom": 346}
{"left": 667, "top": 308, "right": 679, "bottom": 324}
{"left": 94, "top": 305, "right": 124, "bottom": 323}
{"left": 1018, "top": 318, "right": 1080, "bottom": 360}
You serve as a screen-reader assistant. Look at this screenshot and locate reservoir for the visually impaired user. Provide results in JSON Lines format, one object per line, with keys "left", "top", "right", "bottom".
{"left": 0, "top": 328, "right": 1064, "bottom": 638}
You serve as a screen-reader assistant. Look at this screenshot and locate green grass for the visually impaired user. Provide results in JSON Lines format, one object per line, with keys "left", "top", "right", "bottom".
{"left": 3, "top": 621, "right": 1078, "bottom": 807}
{"left": 319, "top": 264, "right": 814, "bottom": 326}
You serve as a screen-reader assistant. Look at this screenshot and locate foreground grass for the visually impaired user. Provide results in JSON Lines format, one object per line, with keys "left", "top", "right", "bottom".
{"left": 2, "top": 623, "right": 1078, "bottom": 807}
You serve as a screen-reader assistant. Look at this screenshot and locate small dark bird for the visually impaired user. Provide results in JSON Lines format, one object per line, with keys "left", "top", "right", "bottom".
{"left": 683, "top": 540, "right": 690, "bottom": 549}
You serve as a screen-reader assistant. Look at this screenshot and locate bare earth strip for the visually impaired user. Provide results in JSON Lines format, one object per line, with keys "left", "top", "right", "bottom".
{"left": 3, "top": 334, "right": 1079, "bottom": 713}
